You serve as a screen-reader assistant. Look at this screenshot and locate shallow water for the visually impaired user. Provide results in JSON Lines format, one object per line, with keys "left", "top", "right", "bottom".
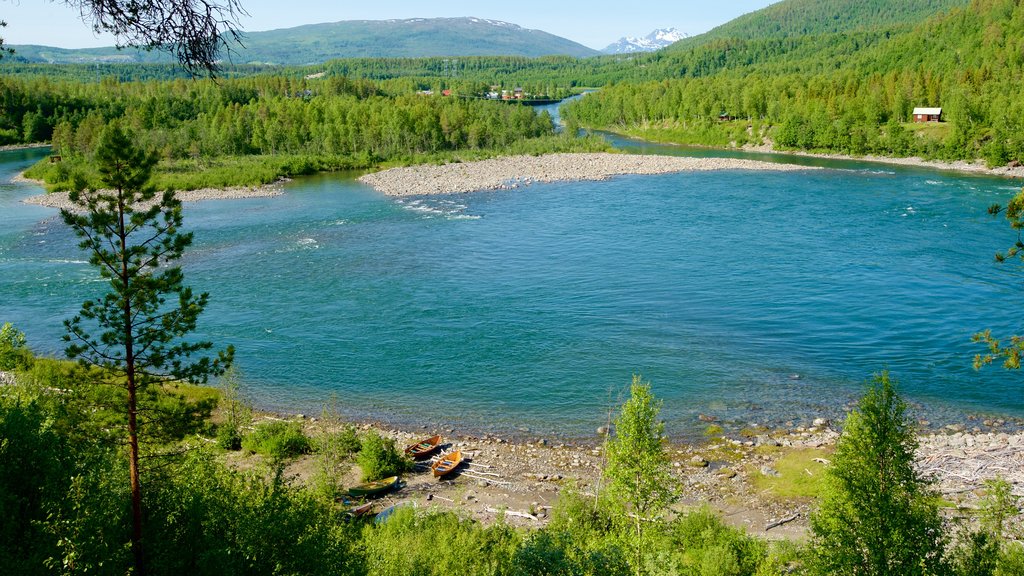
{"left": 2, "top": 146, "right": 1023, "bottom": 439}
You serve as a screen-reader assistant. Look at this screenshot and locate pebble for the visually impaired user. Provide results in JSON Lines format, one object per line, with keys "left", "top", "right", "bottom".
{"left": 22, "top": 185, "right": 284, "bottom": 210}
{"left": 359, "top": 153, "right": 821, "bottom": 197}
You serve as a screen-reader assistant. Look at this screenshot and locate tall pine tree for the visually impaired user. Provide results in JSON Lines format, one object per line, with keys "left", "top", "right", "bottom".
{"left": 61, "top": 122, "right": 232, "bottom": 575}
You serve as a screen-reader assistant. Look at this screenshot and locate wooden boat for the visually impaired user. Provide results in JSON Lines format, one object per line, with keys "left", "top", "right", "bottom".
{"left": 431, "top": 450, "right": 463, "bottom": 478}
{"left": 405, "top": 434, "right": 442, "bottom": 460}
{"left": 347, "top": 475, "right": 398, "bottom": 497}
{"left": 346, "top": 502, "right": 374, "bottom": 518}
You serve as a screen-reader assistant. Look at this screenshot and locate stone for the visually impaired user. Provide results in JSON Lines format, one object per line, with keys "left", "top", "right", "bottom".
{"left": 698, "top": 414, "right": 717, "bottom": 422}
{"left": 760, "top": 466, "right": 781, "bottom": 478}
{"left": 717, "top": 468, "right": 737, "bottom": 479}
{"left": 597, "top": 425, "right": 614, "bottom": 437}
{"left": 477, "top": 480, "right": 490, "bottom": 488}
{"left": 812, "top": 418, "right": 829, "bottom": 427}
{"left": 690, "top": 456, "right": 710, "bottom": 468}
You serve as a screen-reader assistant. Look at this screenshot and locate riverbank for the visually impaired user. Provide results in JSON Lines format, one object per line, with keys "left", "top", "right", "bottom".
{"left": 266, "top": 413, "right": 1024, "bottom": 539}
{"left": 358, "top": 152, "right": 820, "bottom": 196}
{"left": 18, "top": 183, "right": 285, "bottom": 210}
{"left": 742, "top": 139, "right": 1024, "bottom": 179}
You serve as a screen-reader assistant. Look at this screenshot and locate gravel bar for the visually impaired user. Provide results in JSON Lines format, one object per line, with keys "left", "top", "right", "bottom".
{"left": 21, "top": 185, "right": 284, "bottom": 211}
{"left": 358, "top": 152, "right": 821, "bottom": 197}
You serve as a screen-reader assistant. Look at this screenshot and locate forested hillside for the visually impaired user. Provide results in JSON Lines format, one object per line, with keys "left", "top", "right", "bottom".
{"left": 564, "top": 0, "right": 1024, "bottom": 166}
{"left": 669, "top": 0, "right": 968, "bottom": 49}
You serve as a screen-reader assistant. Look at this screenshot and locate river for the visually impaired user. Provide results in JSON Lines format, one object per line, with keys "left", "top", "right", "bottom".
{"left": 2, "top": 136, "right": 1023, "bottom": 439}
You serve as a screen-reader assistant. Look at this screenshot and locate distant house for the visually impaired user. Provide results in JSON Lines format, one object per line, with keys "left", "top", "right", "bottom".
{"left": 718, "top": 113, "right": 734, "bottom": 122}
{"left": 912, "top": 107, "right": 942, "bottom": 123}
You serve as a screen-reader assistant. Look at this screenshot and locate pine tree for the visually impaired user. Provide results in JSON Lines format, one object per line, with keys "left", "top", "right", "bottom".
{"left": 61, "top": 122, "right": 232, "bottom": 574}
{"left": 809, "top": 372, "right": 946, "bottom": 575}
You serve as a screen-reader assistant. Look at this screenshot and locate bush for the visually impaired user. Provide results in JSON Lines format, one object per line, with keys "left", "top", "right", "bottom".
{"left": 362, "top": 507, "right": 518, "bottom": 576}
{"left": 665, "top": 507, "right": 768, "bottom": 576}
{"left": 242, "top": 421, "right": 310, "bottom": 461}
{"left": 356, "top": 431, "right": 413, "bottom": 482}
{"left": 314, "top": 425, "right": 362, "bottom": 456}
{"left": 0, "top": 322, "right": 30, "bottom": 371}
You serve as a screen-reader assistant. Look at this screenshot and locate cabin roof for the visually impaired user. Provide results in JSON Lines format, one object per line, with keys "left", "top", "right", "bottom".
{"left": 913, "top": 107, "right": 942, "bottom": 115}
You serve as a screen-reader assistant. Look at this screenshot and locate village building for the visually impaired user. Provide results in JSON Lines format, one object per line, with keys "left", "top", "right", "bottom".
{"left": 912, "top": 107, "right": 942, "bottom": 122}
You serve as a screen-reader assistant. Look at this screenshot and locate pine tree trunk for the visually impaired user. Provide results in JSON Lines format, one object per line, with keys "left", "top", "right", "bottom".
{"left": 119, "top": 192, "right": 144, "bottom": 575}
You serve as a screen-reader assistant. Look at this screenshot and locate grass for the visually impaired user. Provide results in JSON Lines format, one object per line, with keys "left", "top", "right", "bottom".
{"left": 904, "top": 121, "right": 952, "bottom": 141}
{"left": 749, "top": 447, "right": 831, "bottom": 502}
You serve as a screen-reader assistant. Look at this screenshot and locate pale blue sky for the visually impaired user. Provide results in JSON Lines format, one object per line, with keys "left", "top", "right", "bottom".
{"left": 2, "top": 0, "right": 777, "bottom": 50}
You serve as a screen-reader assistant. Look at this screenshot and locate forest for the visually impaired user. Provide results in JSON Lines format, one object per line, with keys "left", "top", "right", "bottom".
{"left": 0, "top": 73, "right": 606, "bottom": 190}
{"left": 563, "top": 0, "right": 1024, "bottom": 165}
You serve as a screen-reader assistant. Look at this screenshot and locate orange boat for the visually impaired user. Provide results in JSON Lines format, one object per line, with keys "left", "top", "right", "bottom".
{"left": 431, "top": 450, "right": 463, "bottom": 478}
{"left": 405, "top": 434, "right": 442, "bottom": 460}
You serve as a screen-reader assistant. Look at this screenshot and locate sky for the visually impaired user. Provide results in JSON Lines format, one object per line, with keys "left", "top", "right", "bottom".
{"left": 1, "top": 0, "right": 777, "bottom": 50}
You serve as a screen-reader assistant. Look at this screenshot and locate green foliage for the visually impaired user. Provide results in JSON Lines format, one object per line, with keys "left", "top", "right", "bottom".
{"left": 0, "top": 322, "right": 29, "bottom": 371}
{"left": 604, "top": 375, "right": 677, "bottom": 575}
{"left": 215, "top": 366, "right": 250, "bottom": 451}
{"left": 975, "top": 186, "right": 1024, "bottom": 371}
{"left": 0, "top": 399, "right": 69, "bottom": 573}
{"left": 0, "top": 73, "right": 605, "bottom": 190}
{"left": 144, "top": 448, "right": 361, "bottom": 576}
{"left": 357, "top": 430, "right": 413, "bottom": 482}
{"left": 308, "top": 400, "right": 361, "bottom": 500}
{"left": 979, "top": 478, "right": 1022, "bottom": 542}
{"left": 809, "top": 372, "right": 946, "bottom": 575}
{"left": 952, "top": 529, "right": 1001, "bottom": 576}
{"left": 241, "top": 420, "right": 310, "bottom": 461}
{"left": 660, "top": 507, "right": 770, "bottom": 576}
{"left": 362, "top": 507, "right": 519, "bottom": 576}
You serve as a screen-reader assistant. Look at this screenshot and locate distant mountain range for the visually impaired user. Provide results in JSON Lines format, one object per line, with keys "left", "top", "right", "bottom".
{"left": 602, "top": 28, "right": 686, "bottom": 54}
{"left": 8, "top": 17, "right": 600, "bottom": 65}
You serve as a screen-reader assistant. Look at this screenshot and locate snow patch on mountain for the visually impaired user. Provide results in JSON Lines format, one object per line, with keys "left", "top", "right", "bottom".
{"left": 602, "top": 28, "right": 687, "bottom": 54}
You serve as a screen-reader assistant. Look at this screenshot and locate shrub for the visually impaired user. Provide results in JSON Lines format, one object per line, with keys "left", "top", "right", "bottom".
{"left": 0, "top": 322, "right": 30, "bottom": 371}
{"left": 314, "top": 425, "right": 362, "bottom": 456}
{"left": 215, "top": 367, "right": 250, "bottom": 451}
{"left": 665, "top": 507, "right": 768, "bottom": 576}
{"left": 356, "top": 431, "right": 412, "bottom": 482}
{"left": 242, "top": 421, "right": 310, "bottom": 461}
{"left": 362, "top": 507, "right": 519, "bottom": 576}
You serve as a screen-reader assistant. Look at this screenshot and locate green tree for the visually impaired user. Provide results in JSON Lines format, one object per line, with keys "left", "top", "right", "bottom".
{"left": 60, "top": 122, "right": 231, "bottom": 574}
{"left": 603, "top": 375, "right": 677, "bottom": 576}
{"left": 809, "top": 372, "right": 946, "bottom": 575}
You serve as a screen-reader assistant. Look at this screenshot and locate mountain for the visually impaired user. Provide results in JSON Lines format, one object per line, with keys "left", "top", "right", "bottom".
{"left": 8, "top": 17, "right": 599, "bottom": 66}
{"left": 602, "top": 28, "right": 686, "bottom": 54}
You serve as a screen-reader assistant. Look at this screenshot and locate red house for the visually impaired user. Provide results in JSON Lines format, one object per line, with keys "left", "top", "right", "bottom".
{"left": 912, "top": 107, "right": 942, "bottom": 122}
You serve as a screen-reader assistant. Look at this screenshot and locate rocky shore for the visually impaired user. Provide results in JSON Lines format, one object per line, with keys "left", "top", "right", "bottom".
{"left": 20, "top": 184, "right": 284, "bottom": 211}
{"left": 358, "top": 153, "right": 820, "bottom": 197}
{"left": 270, "top": 415, "right": 1024, "bottom": 539}
{"left": 741, "top": 139, "right": 1024, "bottom": 179}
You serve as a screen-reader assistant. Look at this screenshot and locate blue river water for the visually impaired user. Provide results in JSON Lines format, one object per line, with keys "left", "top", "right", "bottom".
{"left": 2, "top": 143, "right": 1023, "bottom": 439}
